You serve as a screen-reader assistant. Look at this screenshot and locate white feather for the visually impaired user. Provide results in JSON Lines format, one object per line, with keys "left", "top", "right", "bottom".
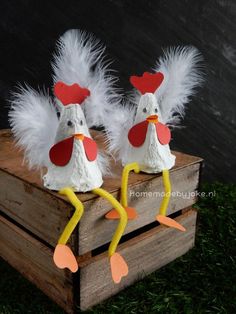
{"left": 9, "top": 86, "right": 59, "bottom": 169}
{"left": 104, "top": 101, "right": 136, "bottom": 164}
{"left": 96, "top": 150, "right": 111, "bottom": 176}
{"left": 154, "top": 46, "right": 203, "bottom": 126}
{"left": 52, "top": 29, "right": 123, "bottom": 175}
{"left": 104, "top": 46, "right": 203, "bottom": 163}
{"left": 52, "top": 29, "right": 121, "bottom": 128}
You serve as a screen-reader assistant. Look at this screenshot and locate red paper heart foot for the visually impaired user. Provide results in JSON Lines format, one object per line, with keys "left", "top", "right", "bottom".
{"left": 110, "top": 253, "right": 129, "bottom": 284}
{"left": 105, "top": 207, "right": 137, "bottom": 220}
{"left": 156, "top": 215, "right": 186, "bottom": 232}
{"left": 53, "top": 244, "right": 79, "bottom": 272}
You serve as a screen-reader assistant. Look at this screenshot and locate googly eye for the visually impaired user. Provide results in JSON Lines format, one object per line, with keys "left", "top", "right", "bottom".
{"left": 80, "top": 120, "right": 83, "bottom": 126}
{"left": 67, "top": 120, "right": 73, "bottom": 127}
{"left": 154, "top": 108, "right": 158, "bottom": 113}
{"left": 143, "top": 107, "right": 147, "bottom": 113}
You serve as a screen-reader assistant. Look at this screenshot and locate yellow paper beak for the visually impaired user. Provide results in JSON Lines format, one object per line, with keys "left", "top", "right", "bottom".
{"left": 146, "top": 115, "right": 158, "bottom": 123}
{"left": 74, "top": 133, "right": 84, "bottom": 141}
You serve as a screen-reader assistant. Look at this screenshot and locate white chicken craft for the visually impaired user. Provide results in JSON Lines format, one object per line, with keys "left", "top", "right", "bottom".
{"left": 9, "top": 29, "right": 129, "bottom": 284}
{"left": 104, "top": 47, "right": 203, "bottom": 230}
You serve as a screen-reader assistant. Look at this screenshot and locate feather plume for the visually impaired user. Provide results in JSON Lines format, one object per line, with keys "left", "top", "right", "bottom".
{"left": 104, "top": 46, "right": 203, "bottom": 163}
{"left": 52, "top": 29, "right": 121, "bottom": 128}
{"left": 52, "top": 29, "right": 123, "bottom": 175}
{"left": 104, "top": 100, "right": 137, "bottom": 165}
{"left": 153, "top": 46, "right": 203, "bottom": 126}
{"left": 9, "top": 86, "right": 59, "bottom": 169}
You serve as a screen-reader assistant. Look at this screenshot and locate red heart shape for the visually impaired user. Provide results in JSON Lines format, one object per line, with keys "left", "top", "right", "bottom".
{"left": 49, "top": 135, "right": 98, "bottom": 166}
{"left": 128, "top": 120, "right": 171, "bottom": 147}
{"left": 54, "top": 81, "right": 90, "bottom": 105}
{"left": 130, "top": 72, "right": 164, "bottom": 95}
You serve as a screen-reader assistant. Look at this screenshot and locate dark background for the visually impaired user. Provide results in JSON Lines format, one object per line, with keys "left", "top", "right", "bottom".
{"left": 0, "top": 0, "right": 235, "bottom": 182}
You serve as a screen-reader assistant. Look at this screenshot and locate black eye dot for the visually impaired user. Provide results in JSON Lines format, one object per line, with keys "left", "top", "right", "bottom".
{"left": 80, "top": 120, "right": 83, "bottom": 126}
{"left": 143, "top": 107, "right": 147, "bottom": 113}
{"left": 57, "top": 111, "right": 60, "bottom": 119}
{"left": 67, "top": 120, "right": 73, "bottom": 127}
{"left": 154, "top": 108, "right": 158, "bottom": 113}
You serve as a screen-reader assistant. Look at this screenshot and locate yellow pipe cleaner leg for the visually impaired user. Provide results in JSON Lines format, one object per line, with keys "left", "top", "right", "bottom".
{"left": 92, "top": 188, "right": 128, "bottom": 256}
{"left": 156, "top": 170, "right": 186, "bottom": 232}
{"left": 58, "top": 187, "right": 84, "bottom": 244}
{"left": 92, "top": 187, "right": 129, "bottom": 283}
{"left": 105, "top": 162, "right": 140, "bottom": 220}
{"left": 53, "top": 187, "right": 84, "bottom": 273}
{"left": 120, "top": 162, "right": 140, "bottom": 208}
{"left": 159, "top": 169, "right": 171, "bottom": 216}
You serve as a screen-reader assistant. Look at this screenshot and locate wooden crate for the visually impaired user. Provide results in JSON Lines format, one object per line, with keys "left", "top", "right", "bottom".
{"left": 0, "top": 129, "right": 203, "bottom": 312}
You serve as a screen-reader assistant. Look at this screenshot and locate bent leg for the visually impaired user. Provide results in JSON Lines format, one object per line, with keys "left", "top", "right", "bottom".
{"left": 53, "top": 187, "right": 84, "bottom": 272}
{"left": 106, "top": 162, "right": 140, "bottom": 220}
{"left": 156, "top": 170, "right": 186, "bottom": 232}
{"left": 92, "top": 187, "right": 128, "bottom": 283}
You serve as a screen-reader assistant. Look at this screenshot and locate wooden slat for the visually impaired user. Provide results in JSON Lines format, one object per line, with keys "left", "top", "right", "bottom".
{"left": 79, "top": 209, "right": 197, "bottom": 310}
{"left": 0, "top": 214, "right": 75, "bottom": 314}
{"left": 78, "top": 162, "right": 200, "bottom": 254}
{"left": 0, "top": 129, "right": 203, "bottom": 201}
{"left": 0, "top": 129, "right": 202, "bottom": 253}
{"left": 0, "top": 171, "right": 78, "bottom": 250}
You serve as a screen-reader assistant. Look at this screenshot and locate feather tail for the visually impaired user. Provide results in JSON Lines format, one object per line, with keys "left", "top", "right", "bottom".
{"left": 9, "top": 85, "right": 58, "bottom": 170}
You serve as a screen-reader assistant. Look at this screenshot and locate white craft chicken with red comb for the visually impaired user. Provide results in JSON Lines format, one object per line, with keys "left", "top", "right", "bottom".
{"left": 127, "top": 72, "right": 175, "bottom": 173}
{"left": 105, "top": 47, "right": 203, "bottom": 230}
{"left": 44, "top": 81, "right": 103, "bottom": 192}
{"left": 9, "top": 29, "right": 130, "bottom": 284}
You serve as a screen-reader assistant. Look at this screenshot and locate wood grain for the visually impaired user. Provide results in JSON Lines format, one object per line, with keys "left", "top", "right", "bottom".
{"left": 0, "top": 129, "right": 202, "bottom": 253}
{"left": 0, "top": 213, "right": 75, "bottom": 314}
{"left": 0, "top": 208, "right": 197, "bottom": 313}
{"left": 78, "top": 162, "right": 200, "bottom": 254}
{"left": 79, "top": 209, "right": 197, "bottom": 310}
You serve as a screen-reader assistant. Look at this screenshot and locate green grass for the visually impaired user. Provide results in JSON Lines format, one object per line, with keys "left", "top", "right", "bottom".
{"left": 0, "top": 183, "right": 236, "bottom": 314}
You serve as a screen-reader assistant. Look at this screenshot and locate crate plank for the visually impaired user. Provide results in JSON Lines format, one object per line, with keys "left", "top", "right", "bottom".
{"left": 79, "top": 209, "right": 197, "bottom": 310}
{"left": 0, "top": 214, "right": 75, "bottom": 313}
{"left": 0, "top": 129, "right": 202, "bottom": 254}
{"left": 78, "top": 162, "right": 200, "bottom": 254}
{"left": 0, "top": 171, "right": 78, "bottom": 250}
{"left": 0, "top": 208, "right": 197, "bottom": 313}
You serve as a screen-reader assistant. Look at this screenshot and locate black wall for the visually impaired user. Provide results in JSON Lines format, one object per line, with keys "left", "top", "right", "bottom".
{"left": 0, "top": 0, "right": 235, "bottom": 182}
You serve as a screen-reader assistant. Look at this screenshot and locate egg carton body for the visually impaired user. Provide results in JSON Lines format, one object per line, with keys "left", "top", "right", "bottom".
{"left": 43, "top": 139, "right": 103, "bottom": 192}
{"left": 124, "top": 123, "right": 175, "bottom": 173}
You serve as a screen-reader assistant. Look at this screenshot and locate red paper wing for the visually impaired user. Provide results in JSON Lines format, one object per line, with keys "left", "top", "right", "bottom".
{"left": 156, "top": 123, "right": 171, "bottom": 145}
{"left": 49, "top": 136, "right": 74, "bottom": 166}
{"left": 128, "top": 120, "right": 148, "bottom": 147}
{"left": 83, "top": 136, "right": 98, "bottom": 161}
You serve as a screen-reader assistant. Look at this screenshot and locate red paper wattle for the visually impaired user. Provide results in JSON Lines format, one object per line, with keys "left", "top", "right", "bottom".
{"left": 49, "top": 136, "right": 74, "bottom": 166}
{"left": 130, "top": 72, "right": 164, "bottom": 95}
{"left": 54, "top": 81, "right": 90, "bottom": 106}
{"left": 128, "top": 121, "right": 148, "bottom": 147}
{"left": 128, "top": 120, "right": 171, "bottom": 147}
{"left": 155, "top": 123, "right": 171, "bottom": 145}
{"left": 49, "top": 135, "right": 97, "bottom": 166}
{"left": 82, "top": 136, "right": 98, "bottom": 161}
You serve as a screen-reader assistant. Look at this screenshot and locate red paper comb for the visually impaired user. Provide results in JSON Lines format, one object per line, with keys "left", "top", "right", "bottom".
{"left": 130, "top": 72, "right": 164, "bottom": 95}
{"left": 54, "top": 81, "right": 90, "bottom": 106}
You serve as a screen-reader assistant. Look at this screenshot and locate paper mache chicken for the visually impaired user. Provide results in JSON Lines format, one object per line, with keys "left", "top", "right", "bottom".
{"left": 9, "top": 29, "right": 129, "bottom": 284}
{"left": 104, "top": 46, "right": 203, "bottom": 231}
